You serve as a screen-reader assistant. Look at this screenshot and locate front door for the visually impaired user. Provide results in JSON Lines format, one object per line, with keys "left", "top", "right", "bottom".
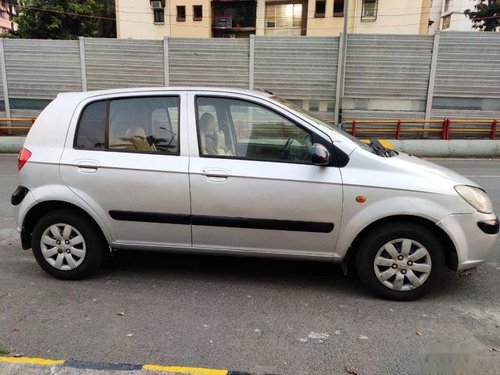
{"left": 60, "top": 93, "right": 191, "bottom": 248}
{"left": 188, "top": 93, "right": 343, "bottom": 257}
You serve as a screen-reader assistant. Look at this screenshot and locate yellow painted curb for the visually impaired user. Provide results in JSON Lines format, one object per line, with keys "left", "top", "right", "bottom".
{"left": 0, "top": 356, "right": 64, "bottom": 366}
{"left": 143, "top": 364, "right": 227, "bottom": 375}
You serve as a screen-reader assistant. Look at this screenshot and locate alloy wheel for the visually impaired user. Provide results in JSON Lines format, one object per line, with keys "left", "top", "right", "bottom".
{"left": 40, "top": 223, "right": 86, "bottom": 271}
{"left": 373, "top": 238, "right": 432, "bottom": 291}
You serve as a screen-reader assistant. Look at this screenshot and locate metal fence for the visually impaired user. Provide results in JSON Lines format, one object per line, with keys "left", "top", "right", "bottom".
{"left": 0, "top": 31, "right": 498, "bottom": 126}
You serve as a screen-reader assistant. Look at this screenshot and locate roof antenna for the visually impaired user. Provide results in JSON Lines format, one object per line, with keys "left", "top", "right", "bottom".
{"left": 253, "top": 85, "right": 274, "bottom": 95}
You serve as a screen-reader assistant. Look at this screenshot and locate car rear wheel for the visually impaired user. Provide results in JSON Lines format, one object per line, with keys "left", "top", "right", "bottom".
{"left": 356, "top": 223, "right": 445, "bottom": 300}
{"left": 32, "top": 210, "right": 105, "bottom": 279}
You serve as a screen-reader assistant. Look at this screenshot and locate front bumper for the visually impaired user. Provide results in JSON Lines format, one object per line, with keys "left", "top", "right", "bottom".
{"left": 437, "top": 212, "right": 499, "bottom": 271}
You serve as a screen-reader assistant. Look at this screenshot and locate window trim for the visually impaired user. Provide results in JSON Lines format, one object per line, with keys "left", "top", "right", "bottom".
{"left": 177, "top": 6, "right": 186, "bottom": 22}
{"left": 442, "top": 14, "right": 451, "bottom": 30}
{"left": 153, "top": 8, "right": 165, "bottom": 24}
{"left": 73, "top": 95, "right": 182, "bottom": 156}
{"left": 194, "top": 95, "right": 334, "bottom": 166}
{"left": 361, "top": 0, "right": 378, "bottom": 22}
{"left": 193, "top": 5, "right": 203, "bottom": 21}
{"left": 333, "top": 0, "right": 344, "bottom": 17}
{"left": 264, "top": 1, "right": 304, "bottom": 30}
{"left": 314, "top": 0, "right": 326, "bottom": 18}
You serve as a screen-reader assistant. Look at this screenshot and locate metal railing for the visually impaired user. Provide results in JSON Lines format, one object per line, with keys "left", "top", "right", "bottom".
{"left": 342, "top": 119, "right": 498, "bottom": 140}
{"left": 0, "top": 118, "right": 498, "bottom": 140}
{"left": 0, "top": 118, "right": 36, "bottom": 136}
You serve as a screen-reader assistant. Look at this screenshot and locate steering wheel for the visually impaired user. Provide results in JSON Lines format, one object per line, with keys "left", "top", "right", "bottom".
{"left": 282, "top": 137, "right": 294, "bottom": 159}
{"left": 153, "top": 134, "right": 176, "bottom": 152}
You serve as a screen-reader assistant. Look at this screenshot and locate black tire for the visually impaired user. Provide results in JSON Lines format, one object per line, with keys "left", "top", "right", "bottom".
{"left": 32, "top": 209, "right": 105, "bottom": 280}
{"left": 356, "top": 223, "right": 445, "bottom": 301}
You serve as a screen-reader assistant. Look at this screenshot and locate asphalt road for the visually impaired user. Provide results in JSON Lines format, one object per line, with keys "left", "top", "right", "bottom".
{"left": 0, "top": 154, "right": 499, "bottom": 375}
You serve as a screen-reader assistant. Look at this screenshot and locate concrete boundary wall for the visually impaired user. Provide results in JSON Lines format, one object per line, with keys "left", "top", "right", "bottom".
{"left": 0, "top": 32, "right": 498, "bottom": 124}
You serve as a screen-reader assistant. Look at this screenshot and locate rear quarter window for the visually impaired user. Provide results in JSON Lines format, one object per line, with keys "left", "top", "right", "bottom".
{"left": 75, "top": 101, "right": 107, "bottom": 150}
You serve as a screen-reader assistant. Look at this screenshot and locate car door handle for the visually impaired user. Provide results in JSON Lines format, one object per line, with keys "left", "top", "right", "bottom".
{"left": 201, "top": 169, "right": 230, "bottom": 178}
{"left": 201, "top": 169, "right": 230, "bottom": 183}
{"left": 74, "top": 160, "right": 100, "bottom": 173}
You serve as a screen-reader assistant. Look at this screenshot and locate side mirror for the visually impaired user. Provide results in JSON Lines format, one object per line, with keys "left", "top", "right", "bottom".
{"left": 311, "top": 143, "right": 330, "bottom": 166}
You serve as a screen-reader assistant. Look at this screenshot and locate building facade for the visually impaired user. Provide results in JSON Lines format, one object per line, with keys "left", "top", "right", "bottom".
{"left": 116, "top": 0, "right": 441, "bottom": 39}
{"left": 439, "top": 0, "right": 478, "bottom": 32}
{"left": 0, "top": 0, "right": 16, "bottom": 34}
{"left": 117, "top": 0, "right": 212, "bottom": 38}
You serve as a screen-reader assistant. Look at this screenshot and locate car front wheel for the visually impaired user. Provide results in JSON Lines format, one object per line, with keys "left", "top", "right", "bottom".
{"left": 32, "top": 210, "right": 105, "bottom": 279}
{"left": 356, "top": 223, "right": 445, "bottom": 300}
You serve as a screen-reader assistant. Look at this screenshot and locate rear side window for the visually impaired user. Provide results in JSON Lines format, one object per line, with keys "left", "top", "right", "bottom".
{"left": 75, "top": 96, "right": 180, "bottom": 154}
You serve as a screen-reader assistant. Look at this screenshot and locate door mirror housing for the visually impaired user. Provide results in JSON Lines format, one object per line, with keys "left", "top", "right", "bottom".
{"left": 311, "top": 143, "right": 330, "bottom": 166}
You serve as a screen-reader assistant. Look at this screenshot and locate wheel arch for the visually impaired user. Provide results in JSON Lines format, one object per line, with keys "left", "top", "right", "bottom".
{"left": 22, "top": 201, "right": 110, "bottom": 250}
{"left": 345, "top": 215, "right": 458, "bottom": 274}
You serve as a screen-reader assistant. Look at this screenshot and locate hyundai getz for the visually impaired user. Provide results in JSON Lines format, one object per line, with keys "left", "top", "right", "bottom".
{"left": 11, "top": 88, "right": 499, "bottom": 300}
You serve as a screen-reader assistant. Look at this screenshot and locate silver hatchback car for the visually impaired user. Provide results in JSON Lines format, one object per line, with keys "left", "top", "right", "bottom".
{"left": 11, "top": 87, "right": 499, "bottom": 300}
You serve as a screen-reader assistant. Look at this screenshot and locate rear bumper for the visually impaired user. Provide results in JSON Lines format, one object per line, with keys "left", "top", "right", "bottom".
{"left": 11, "top": 189, "right": 37, "bottom": 250}
{"left": 437, "top": 212, "right": 499, "bottom": 271}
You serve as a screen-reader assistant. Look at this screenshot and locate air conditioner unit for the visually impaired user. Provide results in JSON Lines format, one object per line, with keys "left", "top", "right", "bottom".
{"left": 150, "top": 1, "right": 164, "bottom": 9}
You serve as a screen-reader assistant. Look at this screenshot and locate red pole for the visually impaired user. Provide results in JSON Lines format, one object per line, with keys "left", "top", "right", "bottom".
{"left": 442, "top": 119, "right": 450, "bottom": 140}
{"left": 490, "top": 119, "right": 497, "bottom": 140}
{"left": 396, "top": 120, "right": 401, "bottom": 140}
{"left": 352, "top": 120, "right": 356, "bottom": 137}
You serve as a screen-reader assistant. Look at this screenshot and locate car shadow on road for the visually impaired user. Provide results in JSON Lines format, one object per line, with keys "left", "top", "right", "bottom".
{"left": 94, "top": 249, "right": 487, "bottom": 303}
{"left": 101, "top": 250, "right": 367, "bottom": 297}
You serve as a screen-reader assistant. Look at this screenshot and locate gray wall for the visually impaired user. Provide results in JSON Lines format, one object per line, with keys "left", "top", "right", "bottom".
{"left": 0, "top": 32, "right": 499, "bottom": 124}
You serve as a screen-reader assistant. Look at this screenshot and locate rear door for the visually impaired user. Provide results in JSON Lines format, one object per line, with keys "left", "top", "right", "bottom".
{"left": 60, "top": 92, "right": 191, "bottom": 248}
{"left": 188, "top": 92, "right": 343, "bottom": 258}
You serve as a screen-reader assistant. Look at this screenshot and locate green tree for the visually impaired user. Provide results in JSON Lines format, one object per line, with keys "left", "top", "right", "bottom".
{"left": 12, "top": 0, "right": 116, "bottom": 39}
{"left": 464, "top": 0, "right": 500, "bottom": 31}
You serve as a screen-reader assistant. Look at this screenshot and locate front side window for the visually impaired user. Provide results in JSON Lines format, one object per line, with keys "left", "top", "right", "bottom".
{"left": 75, "top": 96, "right": 180, "bottom": 154}
{"left": 196, "top": 97, "right": 313, "bottom": 164}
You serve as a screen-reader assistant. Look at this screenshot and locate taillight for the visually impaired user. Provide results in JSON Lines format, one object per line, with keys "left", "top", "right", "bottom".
{"left": 18, "top": 147, "right": 32, "bottom": 170}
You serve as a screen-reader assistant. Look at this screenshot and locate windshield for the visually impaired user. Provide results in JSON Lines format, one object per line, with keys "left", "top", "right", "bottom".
{"left": 270, "top": 96, "right": 375, "bottom": 153}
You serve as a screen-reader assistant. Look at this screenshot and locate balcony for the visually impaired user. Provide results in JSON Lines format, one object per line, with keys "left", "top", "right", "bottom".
{"left": 212, "top": 0, "right": 256, "bottom": 37}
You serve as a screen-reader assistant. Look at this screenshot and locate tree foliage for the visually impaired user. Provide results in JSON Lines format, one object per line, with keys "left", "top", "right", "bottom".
{"left": 12, "top": 0, "right": 116, "bottom": 39}
{"left": 464, "top": 0, "right": 500, "bottom": 31}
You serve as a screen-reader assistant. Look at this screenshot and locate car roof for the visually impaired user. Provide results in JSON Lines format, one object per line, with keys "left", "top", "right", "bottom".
{"left": 57, "top": 87, "right": 274, "bottom": 101}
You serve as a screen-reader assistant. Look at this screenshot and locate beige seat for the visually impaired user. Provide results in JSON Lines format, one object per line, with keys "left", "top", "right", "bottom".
{"left": 199, "top": 113, "right": 231, "bottom": 156}
{"left": 201, "top": 129, "right": 230, "bottom": 156}
{"left": 124, "top": 127, "right": 152, "bottom": 151}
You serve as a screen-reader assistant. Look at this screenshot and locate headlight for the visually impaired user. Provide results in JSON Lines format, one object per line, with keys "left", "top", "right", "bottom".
{"left": 455, "top": 185, "right": 493, "bottom": 214}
